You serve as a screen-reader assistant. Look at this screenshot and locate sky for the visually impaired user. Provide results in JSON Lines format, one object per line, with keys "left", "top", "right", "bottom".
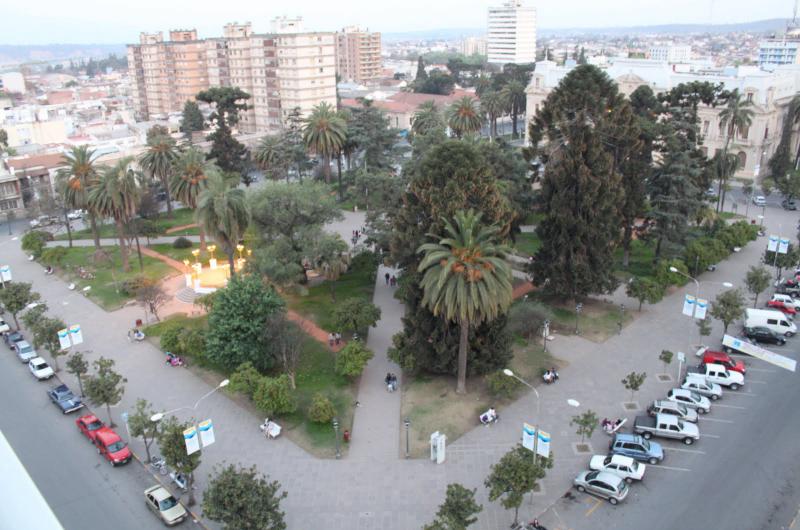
{"left": 1, "top": 0, "right": 796, "bottom": 45}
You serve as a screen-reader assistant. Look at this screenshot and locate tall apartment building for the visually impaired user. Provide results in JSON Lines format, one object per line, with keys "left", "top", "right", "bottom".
{"left": 461, "top": 36, "right": 488, "bottom": 57}
{"left": 759, "top": 27, "right": 800, "bottom": 67}
{"left": 648, "top": 44, "right": 691, "bottom": 63}
{"left": 335, "top": 26, "right": 382, "bottom": 84}
{"left": 487, "top": 0, "right": 537, "bottom": 65}
{"left": 127, "top": 19, "right": 336, "bottom": 131}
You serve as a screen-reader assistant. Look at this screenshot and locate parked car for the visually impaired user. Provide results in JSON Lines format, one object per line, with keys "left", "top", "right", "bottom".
{"left": 647, "top": 399, "right": 698, "bottom": 422}
{"left": 588, "top": 454, "right": 645, "bottom": 483}
{"left": 76, "top": 414, "right": 105, "bottom": 442}
{"left": 666, "top": 388, "right": 711, "bottom": 414}
{"left": 682, "top": 374, "right": 723, "bottom": 400}
{"left": 687, "top": 362, "right": 745, "bottom": 390}
{"left": 144, "top": 485, "right": 188, "bottom": 526}
{"left": 766, "top": 299, "right": 797, "bottom": 317}
{"left": 782, "top": 198, "right": 797, "bottom": 210}
{"left": 67, "top": 209, "right": 85, "bottom": 220}
{"left": 771, "top": 293, "right": 800, "bottom": 311}
{"left": 14, "top": 340, "right": 37, "bottom": 363}
{"left": 47, "top": 384, "right": 84, "bottom": 414}
{"left": 4, "top": 330, "right": 24, "bottom": 349}
{"left": 633, "top": 414, "right": 700, "bottom": 445}
{"left": 573, "top": 470, "right": 630, "bottom": 505}
{"left": 743, "top": 326, "right": 787, "bottom": 346}
{"left": 28, "top": 357, "right": 54, "bottom": 380}
{"left": 93, "top": 427, "right": 132, "bottom": 466}
{"left": 29, "top": 215, "right": 57, "bottom": 228}
{"left": 753, "top": 195, "right": 766, "bottom": 206}
{"left": 745, "top": 308, "right": 796, "bottom": 336}
{"left": 0, "top": 318, "right": 9, "bottom": 333}
{"left": 609, "top": 433, "right": 664, "bottom": 465}
{"left": 698, "top": 348, "right": 746, "bottom": 375}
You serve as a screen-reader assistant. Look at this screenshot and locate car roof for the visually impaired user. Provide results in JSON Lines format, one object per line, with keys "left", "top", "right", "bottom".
{"left": 614, "top": 433, "right": 639, "bottom": 442}
{"left": 30, "top": 357, "right": 48, "bottom": 365}
{"left": 594, "top": 471, "right": 625, "bottom": 485}
{"left": 52, "top": 384, "right": 70, "bottom": 393}
{"left": 670, "top": 388, "right": 690, "bottom": 396}
{"left": 16, "top": 340, "right": 31, "bottom": 347}
{"left": 609, "top": 454, "right": 635, "bottom": 466}
{"left": 145, "top": 485, "right": 172, "bottom": 501}
{"left": 94, "top": 427, "right": 121, "bottom": 443}
{"left": 79, "top": 414, "right": 100, "bottom": 423}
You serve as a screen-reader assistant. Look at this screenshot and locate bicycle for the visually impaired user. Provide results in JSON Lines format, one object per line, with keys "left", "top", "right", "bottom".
{"left": 150, "top": 455, "right": 169, "bottom": 476}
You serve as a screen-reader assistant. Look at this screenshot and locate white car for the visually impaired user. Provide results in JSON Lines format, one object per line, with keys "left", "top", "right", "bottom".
{"left": 67, "top": 210, "right": 85, "bottom": 220}
{"left": 771, "top": 293, "right": 800, "bottom": 311}
{"left": 752, "top": 195, "right": 766, "bottom": 206}
{"left": 14, "top": 340, "right": 37, "bottom": 363}
{"left": 0, "top": 318, "right": 9, "bottom": 333}
{"left": 666, "top": 388, "right": 711, "bottom": 414}
{"left": 589, "top": 454, "right": 645, "bottom": 483}
{"left": 28, "top": 357, "right": 54, "bottom": 380}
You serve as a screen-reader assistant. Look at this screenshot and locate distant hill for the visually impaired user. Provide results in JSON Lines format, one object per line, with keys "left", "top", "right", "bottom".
{"left": 382, "top": 18, "right": 790, "bottom": 42}
{"left": 0, "top": 44, "right": 126, "bottom": 68}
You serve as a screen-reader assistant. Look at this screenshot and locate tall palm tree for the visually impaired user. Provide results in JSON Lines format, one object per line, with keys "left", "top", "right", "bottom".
{"left": 57, "top": 145, "right": 101, "bottom": 249}
{"left": 254, "top": 135, "right": 289, "bottom": 182}
{"left": 480, "top": 91, "right": 505, "bottom": 140}
{"left": 302, "top": 102, "right": 347, "bottom": 183}
{"left": 474, "top": 74, "right": 492, "bottom": 98}
{"left": 196, "top": 172, "right": 250, "bottom": 277}
{"left": 789, "top": 94, "right": 800, "bottom": 169}
{"left": 171, "top": 147, "right": 215, "bottom": 250}
{"left": 88, "top": 157, "right": 141, "bottom": 272}
{"left": 411, "top": 100, "right": 445, "bottom": 137}
{"left": 139, "top": 133, "right": 179, "bottom": 215}
{"left": 717, "top": 89, "right": 754, "bottom": 211}
{"left": 447, "top": 96, "right": 483, "bottom": 139}
{"left": 417, "top": 210, "right": 513, "bottom": 394}
{"left": 501, "top": 80, "right": 527, "bottom": 139}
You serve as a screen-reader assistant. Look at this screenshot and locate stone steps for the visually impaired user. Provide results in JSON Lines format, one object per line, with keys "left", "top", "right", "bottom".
{"left": 175, "top": 287, "right": 197, "bottom": 304}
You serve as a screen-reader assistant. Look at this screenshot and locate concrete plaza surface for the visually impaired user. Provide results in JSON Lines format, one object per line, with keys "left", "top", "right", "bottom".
{"left": 1, "top": 199, "right": 798, "bottom": 529}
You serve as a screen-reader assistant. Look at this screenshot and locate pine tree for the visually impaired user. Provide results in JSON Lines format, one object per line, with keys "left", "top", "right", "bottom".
{"left": 180, "top": 100, "right": 205, "bottom": 138}
{"left": 416, "top": 56, "right": 428, "bottom": 81}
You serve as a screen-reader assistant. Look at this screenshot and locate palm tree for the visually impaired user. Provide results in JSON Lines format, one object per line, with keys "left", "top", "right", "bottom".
{"left": 480, "top": 91, "right": 505, "bottom": 140}
{"left": 302, "top": 102, "right": 347, "bottom": 183}
{"left": 447, "top": 96, "right": 483, "bottom": 139}
{"left": 171, "top": 147, "right": 215, "bottom": 250}
{"left": 57, "top": 145, "right": 101, "bottom": 249}
{"left": 474, "top": 74, "right": 492, "bottom": 98}
{"left": 501, "top": 80, "right": 527, "bottom": 139}
{"left": 789, "top": 94, "right": 800, "bottom": 168}
{"left": 139, "top": 133, "right": 179, "bottom": 215}
{"left": 88, "top": 158, "right": 141, "bottom": 272}
{"left": 254, "top": 135, "right": 289, "bottom": 182}
{"left": 717, "top": 89, "right": 754, "bottom": 212}
{"left": 411, "top": 100, "right": 445, "bottom": 137}
{"left": 196, "top": 172, "right": 250, "bottom": 277}
{"left": 417, "top": 210, "right": 513, "bottom": 394}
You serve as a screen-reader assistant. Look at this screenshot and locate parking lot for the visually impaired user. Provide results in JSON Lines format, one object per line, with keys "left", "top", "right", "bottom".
{"left": 534, "top": 341, "right": 800, "bottom": 530}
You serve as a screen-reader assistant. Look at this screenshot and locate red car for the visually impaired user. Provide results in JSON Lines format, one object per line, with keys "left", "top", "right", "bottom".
{"left": 76, "top": 414, "right": 105, "bottom": 442}
{"left": 93, "top": 427, "right": 132, "bottom": 466}
{"left": 701, "top": 349, "right": 746, "bottom": 375}
{"left": 767, "top": 300, "right": 797, "bottom": 316}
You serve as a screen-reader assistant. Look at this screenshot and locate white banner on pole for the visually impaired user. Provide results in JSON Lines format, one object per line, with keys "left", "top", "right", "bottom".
{"left": 0, "top": 265, "right": 11, "bottom": 282}
{"left": 779, "top": 238, "right": 790, "bottom": 254}
{"left": 768, "top": 235, "right": 779, "bottom": 252}
{"left": 69, "top": 324, "right": 83, "bottom": 345}
{"left": 198, "top": 419, "right": 215, "bottom": 448}
{"left": 57, "top": 328, "right": 71, "bottom": 351}
{"left": 183, "top": 426, "right": 200, "bottom": 455}
{"left": 682, "top": 295, "right": 696, "bottom": 317}
{"left": 536, "top": 430, "right": 551, "bottom": 458}
{"left": 695, "top": 298, "right": 708, "bottom": 320}
{"left": 522, "top": 423, "right": 536, "bottom": 452}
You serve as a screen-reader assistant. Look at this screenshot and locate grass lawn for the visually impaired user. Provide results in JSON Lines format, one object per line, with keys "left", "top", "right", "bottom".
{"left": 285, "top": 256, "right": 377, "bottom": 333}
{"left": 543, "top": 296, "right": 633, "bottom": 342}
{"left": 144, "top": 314, "right": 357, "bottom": 458}
{"left": 56, "top": 208, "right": 199, "bottom": 241}
{"left": 719, "top": 211, "right": 744, "bottom": 221}
{"left": 401, "top": 340, "right": 556, "bottom": 458}
{"left": 55, "top": 246, "right": 176, "bottom": 310}
{"left": 513, "top": 232, "right": 542, "bottom": 257}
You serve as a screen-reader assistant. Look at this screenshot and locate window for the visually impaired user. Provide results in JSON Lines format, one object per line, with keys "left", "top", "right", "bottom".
{"left": 767, "top": 319, "right": 777, "bottom": 325}
{"left": 737, "top": 151, "right": 747, "bottom": 169}
{"left": 740, "top": 126, "right": 749, "bottom": 139}
{"left": 747, "top": 92, "right": 753, "bottom": 102}
{"left": 702, "top": 120, "right": 709, "bottom": 134}
{"left": 319, "top": 67, "right": 323, "bottom": 73}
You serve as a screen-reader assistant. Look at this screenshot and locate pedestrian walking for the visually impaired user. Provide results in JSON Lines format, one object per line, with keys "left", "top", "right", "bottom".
{"left": 390, "top": 275, "right": 397, "bottom": 287}
{"left": 385, "top": 272, "right": 390, "bottom": 285}
{"left": 328, "top": 332, "right": 335, "bottom": 347}
{"left": 335, "top": 332, "right": 341, "bottom": 345}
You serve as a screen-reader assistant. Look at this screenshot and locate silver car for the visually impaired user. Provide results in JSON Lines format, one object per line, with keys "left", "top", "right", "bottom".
{"left": 648, "top": 399, "right": 698, "bottom": 423}
{"left": 15, "top": 341, "right": 37, "bottom": 363}
{"left": 666, "top": 388, "right": 711, "bottom": 414}
{"left": 574, "top": 470, "right": 630, "bottom": 505}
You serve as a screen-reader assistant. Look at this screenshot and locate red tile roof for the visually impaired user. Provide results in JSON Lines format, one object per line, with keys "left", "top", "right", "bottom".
{"left": 47, "top": 91, "right": 74, "bottom": 105}
{"left": 341, "top": 89, "right": 476, "bottom": 114}
{"left": 7, "top": 153, "right": 67, "bottom": 172}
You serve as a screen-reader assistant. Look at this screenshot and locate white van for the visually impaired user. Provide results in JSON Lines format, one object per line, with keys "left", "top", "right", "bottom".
{"left": 745, "top": 308, "right": 797, "bottom": 337}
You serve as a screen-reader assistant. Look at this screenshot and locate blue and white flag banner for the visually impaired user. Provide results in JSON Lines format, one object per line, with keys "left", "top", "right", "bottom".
{"left": 779, "top": 238, "right": 790, "bottom": 254}
{"left": 0, "top": 265, "right": 11, "bottom": 282}
{"left": 536, "top": 430, "right": 551, "bottom": 458}
{"left": 184, "top": 426, "right": 200, "bottom": 455}
{"left": 695, "top": 298, "right": 708, "bottom": 320}
{"left": 768, "top": 235, "right": 779, "bottom": 252}
{"left": 522, "top": 423, "right": 536, "bottom": 452}
{"left": 69, "top": 324, "right": 83, "bottom": 345}
{"left": 682, "top": 295, "right": 696, "bottom": 317}
{"left": 199, "top": 419, "right": 215, "bottom": 448}
{"left": 57, "top": 328, "right": 71, "bottom": 351}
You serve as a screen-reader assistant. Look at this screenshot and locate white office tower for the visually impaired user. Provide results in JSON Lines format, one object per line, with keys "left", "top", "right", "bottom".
{"left": 487, "top": 0, "right": 537, "bottom": 65}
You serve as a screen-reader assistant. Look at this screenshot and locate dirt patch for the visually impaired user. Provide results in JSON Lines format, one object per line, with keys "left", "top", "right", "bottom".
{"left": 545, "top": 297, "right": 635, "bottom": 343}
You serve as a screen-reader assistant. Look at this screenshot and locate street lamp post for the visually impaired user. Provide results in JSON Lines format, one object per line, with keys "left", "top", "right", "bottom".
{"left": 404, "top": 418, "right": 410, "bottom": 459}
{"left": 332, "top": 417, "right": 341, "bottom": 459}
{"left": 669, "top": 266, "right": 733, "bottom": 348}
{"left": 503, "top": 369, "right": 541, "bottom": 504}
{"left": 619, "top": 304, "right": 625, "bottom": 335}
{"left": 575, "top": 303, "right": 583, "bottom": 335}
{"left": 542, "top": 319, "right": 550, "bottom": 352}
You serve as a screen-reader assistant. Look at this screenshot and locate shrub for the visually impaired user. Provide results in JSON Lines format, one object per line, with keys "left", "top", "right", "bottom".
{"left": 21, "top": 230, "right": 50, "bottom": 258}
{"left": 684, "top": 237, "right": 727, "bottom": 276}
{"left": 179, "top": 328, "right": 206, "bottom": 361}
{"left": 173, "top": 236, "right": 193, "bottom": 249}
{"left": 40, "top": 246, "right": 67, "bottom": 267}
{"left": 655, "top": 259, "right": 689, "bottom": 287}
{"left": 307, "top": 393, "right": 336, "bottom": 423}
{"left": 229, "top": 362, "right": 264, "bottom": 398}
{"left": 485, "top": 370, "right": 521, "bottom": 398}
{"left": 253, "top": 374, "right": 296, "bottom": 417}
{"left": 335, "top": 341, "right": 374, "bottom": 378}
{"left": 507, "top": 301, "right": 554, "bottom": 340}
{"left": 120, "top": 275, "right": 151, "bottom": 296}
{"left": 160, "top": 325, "right": 184, "bottom": 354}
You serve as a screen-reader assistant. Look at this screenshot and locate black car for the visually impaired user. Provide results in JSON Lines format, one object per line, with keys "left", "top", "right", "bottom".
{"left": 47, "top": 384, "right": 84, "bottom": 414}
{"left": 782, "top": 199, "right": 798, "bottom": 211}
{"left": 743, "top": 326, "right": 787, "bottom": 346}
{"left": 4, "top": 330, "right": 24, "bottom": 349}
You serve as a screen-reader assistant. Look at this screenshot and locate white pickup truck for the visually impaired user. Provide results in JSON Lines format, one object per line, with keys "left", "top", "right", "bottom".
{"left": 633, "top": 413, "right": 700, "bottom": 445}
{"left": 687, "top": 363, "right": 744, "bottom": 390}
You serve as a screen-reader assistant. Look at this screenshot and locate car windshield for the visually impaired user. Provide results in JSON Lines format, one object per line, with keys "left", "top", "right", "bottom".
{"left": 107, "top": 441, "right": 127, "bottom": 453}
{"left": 677, "top": 404, "right": 688, "bottom": 414}
{"left": 20, "top": 345, "right": 32, "bottom": 353}
{"left": 35, "top": 361, "right": 49, "bottom": 369}
{"left": 88, "top": 420, "right": 102, "bottom": 430}
{"left": 689, "top": 391, "right": 701, "bottom": 401}
{"left": 159, "top": 497, "right": 178, "bottom": 511}
{"left": 641, "top": 439, "right": 650, "bottom": 450}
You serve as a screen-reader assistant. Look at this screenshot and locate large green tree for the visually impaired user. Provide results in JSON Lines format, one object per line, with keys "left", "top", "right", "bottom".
{"left": 139, "top": 133, "right": 179, "bottom": 215}
{"left": 303, "top": 101, "right": 346, "bottom": 183}
{"left": 255, "top": 135, "right": 290, "bottom": 182}
{"left": 170, "top": 147, "right": 215, "bottom": 250}
{"left": 203, "top": 464, "right": 287, "bottom": 530}
{"left": 83, "top": 357, "right": 126, "bottom": 427}
{"left": 500, "top": 79, "right": 527, "bottom": 139}
{"left": 411, "top": 100, "right": 446, "bottom": 138}
{"left": 0, "top": 282, "right": 40, "bottom": 328}
{"left": 206, "top": 274, "right": 286, "bottom": 372}
{"left": 716, "top": 89, "right": 754, "bottom": 212}
{"left": 346, "top": 103, "right": 398, "bottom": 171}
{"left": 180, "top": 100, "right": 205, "bottom": 138}
{"left": 447, "top": 97, "right": 483, "bottom": 138}
{"left": 57, "top": 145, "right": 102, "bottom": 249}
{"left": 484, "top": 445, "right": 554, "bottom": 525}
{"left": 197, "top": 87, "right": 251, "bottom": 176}
{"left": 156, "top": 416, "right": 201, "bottom": 506}
{"left": 424, "top": 483, "right": 483, "bottom": 530}
{"left": 196, "top": 171, "right": 250, "bottom": 276}
{"left": 480, "top": 90, "right": 505, "bottom": 140}
{"left": 417, "top": 210, "right": 513, "bottom": 394}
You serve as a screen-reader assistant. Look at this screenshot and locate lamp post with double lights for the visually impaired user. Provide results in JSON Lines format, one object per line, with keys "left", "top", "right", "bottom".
{"left": 332, "top": 417, "right": 341, "bottom": 459}
{"left": 575, "top": 303, "right": 583, "bottom": 335}
{"left": 404, "top": 418, "right": 410, "bottom": 459}
{"left": 669, "top": 266, "right": 733, "bottom": 349}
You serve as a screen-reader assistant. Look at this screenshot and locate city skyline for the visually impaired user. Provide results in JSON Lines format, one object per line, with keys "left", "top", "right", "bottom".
{"left": 1, "top": 0, "right": 797, "bottom": 45}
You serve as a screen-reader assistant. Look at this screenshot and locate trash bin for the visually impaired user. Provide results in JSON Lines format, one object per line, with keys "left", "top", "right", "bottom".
{"left": 343, "top": 430, "right": 350, "bottom": 443}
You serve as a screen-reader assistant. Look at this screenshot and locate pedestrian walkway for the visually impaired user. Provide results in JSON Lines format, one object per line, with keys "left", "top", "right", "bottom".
{"left": 139, "top": 246, "right": 190, "bottom": 272}
{"left": 348, "top": 265, "right": 405, "bottom": 458}
{"left": 165, "top": 223, "right": 197, "bottom": 234}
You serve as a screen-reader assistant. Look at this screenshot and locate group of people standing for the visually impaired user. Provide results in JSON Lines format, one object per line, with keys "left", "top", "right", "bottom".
{"left": 328, "top": 332, "right": 342, "bottom": 347}
{"left": 384, "top": 272, "right": 397, "bottom": 287}
{"left": 384, "top": 372, "right": 398, "bottom": 392}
